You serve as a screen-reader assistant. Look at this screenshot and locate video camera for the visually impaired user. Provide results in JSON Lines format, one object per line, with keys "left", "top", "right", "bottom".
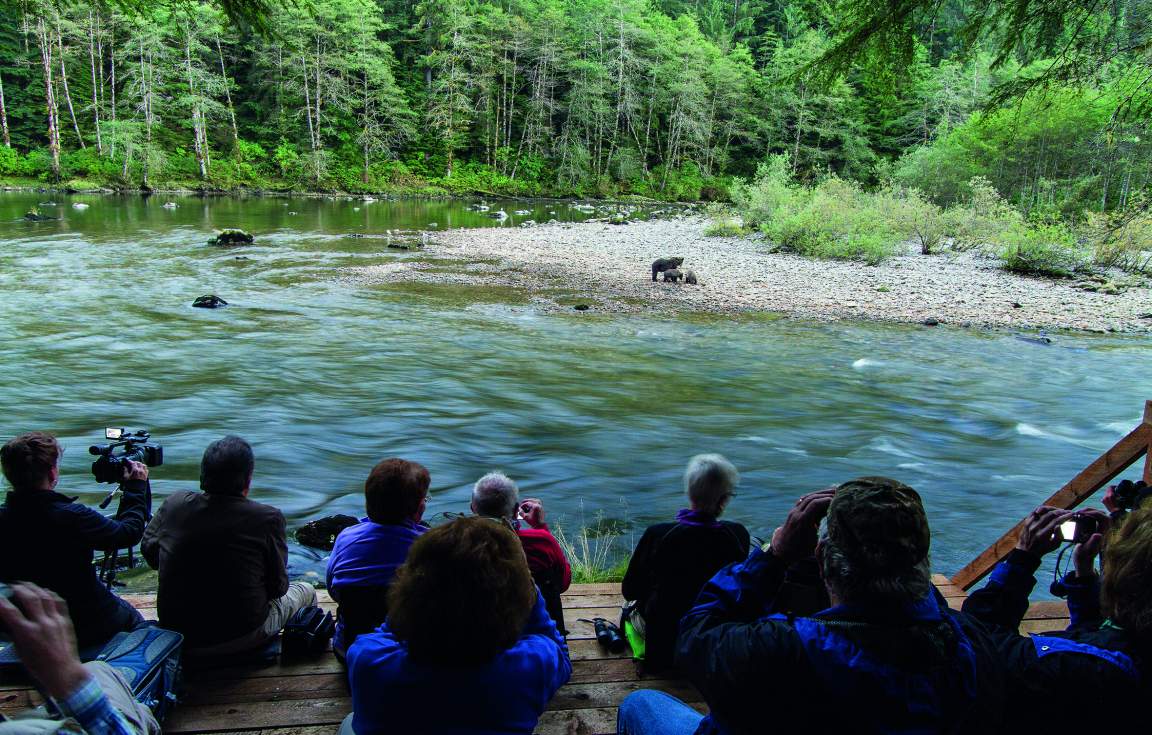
{"left": 89, "top": 428, "right": 163, "bottom": 485}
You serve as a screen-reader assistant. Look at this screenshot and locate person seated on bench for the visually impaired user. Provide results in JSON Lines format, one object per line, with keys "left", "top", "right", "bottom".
{"left": 0, "top": 582, "right": 160, "bottom": 735}
{"left": 0, "top": 431, "right": 149, "bottom": 653}
{"left": 620, "top": 478, "right": 1009, "bottom": 735}
{"left": 621, "top": 453, "right": 750, "bottom": 671}
{"left": 327, "top": 458, "right": 430, "bottom": 659}
{"left": 141, "top": 436, "right": 316, "bottom": 657}
{"left": 962, "top": 503, "right": 1152, "bottom": 730}
{"left": 471, "top": 472, "right": 571, "bottom": 632}
{"left": 344, "top": 517, "right": 570, "bottom": 735}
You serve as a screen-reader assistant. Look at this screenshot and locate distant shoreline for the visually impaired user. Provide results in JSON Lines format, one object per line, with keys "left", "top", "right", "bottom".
{"left": 345, "top": 217, "right": 1152, "bottom": 335}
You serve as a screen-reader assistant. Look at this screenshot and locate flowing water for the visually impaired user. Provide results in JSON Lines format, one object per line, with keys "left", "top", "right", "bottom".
{"left": 3, "top": 193, "right": 1151, "bottom": 587}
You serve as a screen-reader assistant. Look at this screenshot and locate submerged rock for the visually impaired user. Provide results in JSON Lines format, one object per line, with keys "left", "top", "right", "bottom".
{"left": 192, "top": 294, "right": 229, "bottom": 309}
{"left": 211, "top": 229, "right": 255, "bottom": 247}
{"left": 72, "top": 202, "right": 89, "bottom": 210}
{"left": 573, "top": 304, "right": 590, "bottom": 311}
{"left": 296, "top": 514, "right": 359, "bottom": 550}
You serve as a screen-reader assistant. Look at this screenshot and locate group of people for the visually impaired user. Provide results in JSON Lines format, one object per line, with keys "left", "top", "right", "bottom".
{"left": 1, "top": 429, "right": 1150, "bottom": 735}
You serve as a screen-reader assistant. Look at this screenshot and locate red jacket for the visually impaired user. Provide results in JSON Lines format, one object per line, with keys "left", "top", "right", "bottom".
{"left": 518, "top": 524, "right": 572, "bottom": 592}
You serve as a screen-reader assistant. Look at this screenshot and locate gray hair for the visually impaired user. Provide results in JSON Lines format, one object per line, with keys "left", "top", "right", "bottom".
{"left": 684, "top": 454, "right": 739, "bottom": 516}
{"left": 472, "top": 472, "right": 519, "bottom": 519}
{"left": 200, "top": 435, "right": 254, "bottom": 496}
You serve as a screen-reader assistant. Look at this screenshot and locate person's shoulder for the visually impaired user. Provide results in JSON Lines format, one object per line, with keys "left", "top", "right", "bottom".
{"left": 346, "top": 628, "right": 406, "bottom": 671}
{"left": 245, "top": 497, "right": 287, "bottom": 522}
{"left": 638, "top": 522, "right": 677, "bottom": 541}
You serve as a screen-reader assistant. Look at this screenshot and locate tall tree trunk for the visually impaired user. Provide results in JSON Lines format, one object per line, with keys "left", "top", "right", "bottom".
{"left": 139, "top": 39, "right": 152, "bottom": 189}
{"left": 35, "top": 17, "right": 62, "bottom": 180}
{"left": 0, "top": 72, "right": 10, "bottom": 148}
{"left": 87, "top": 11, "right": 103, "bottom": 154}
{"left": 184, "top": 34, "right": 208, "bottom": 180}
{"left": 215, "top": 35, "right": 239, "bottom": 146}
{"left": 57, "top": 28, "right": 86, "bottom": 148}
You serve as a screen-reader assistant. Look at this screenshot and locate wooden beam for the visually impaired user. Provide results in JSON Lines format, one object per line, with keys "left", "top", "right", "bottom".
{"left": 1144, "top": 401, "right": 1152, "bottom": 484}
{"left": 951, "top": 414, "right": 1152, "bottom": 590}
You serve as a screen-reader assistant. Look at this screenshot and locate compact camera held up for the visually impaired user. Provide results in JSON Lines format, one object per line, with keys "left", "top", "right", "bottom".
{"left": 89, "top": 428, "right": 164, "bottom": 485}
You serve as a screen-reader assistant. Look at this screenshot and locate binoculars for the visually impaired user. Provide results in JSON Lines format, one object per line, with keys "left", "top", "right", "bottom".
{"left": 584, "top": 617, "right": 627, "bottom": 653}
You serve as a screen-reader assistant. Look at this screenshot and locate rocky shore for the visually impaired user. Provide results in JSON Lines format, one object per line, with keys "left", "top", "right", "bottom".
{"left": 343, "top": 217, "right": 1152, "bottom": 334}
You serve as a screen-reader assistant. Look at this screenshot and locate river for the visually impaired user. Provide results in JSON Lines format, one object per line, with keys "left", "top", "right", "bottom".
{"left": 3, "top": 193, "right": 1150, "bottom": 586}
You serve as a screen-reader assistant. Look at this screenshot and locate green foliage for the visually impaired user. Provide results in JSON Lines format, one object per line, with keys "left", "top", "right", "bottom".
{"left": 998, "top": 222, "right": 1085, "bottom": 277}
{"left": 703, "top": 206, "right": 744, "bottom": 236}
{"left": 763, "top": 176, "right": 901, "bottom": 264}
{"left": 1080, "top": 205, "right": 1152, "bottom": 273}
{"left": 0, "top": 146, "right": 21, "bottom": 176}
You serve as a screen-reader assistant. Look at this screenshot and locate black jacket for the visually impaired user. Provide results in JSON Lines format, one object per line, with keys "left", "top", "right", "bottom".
{"left": 142, "top": 490, "right": 289, "bottom": 647}
{"left": 962, "top": 549, "right": 1149, "bottom": 729}
{"left": 0, "top": 482, "right": 149, "bottom": 648}
{"left": 677, "top": 549, "right": 1008, "bottom": 735}
{"left": 622, "top": 520, "right": 749, "bottom": 669}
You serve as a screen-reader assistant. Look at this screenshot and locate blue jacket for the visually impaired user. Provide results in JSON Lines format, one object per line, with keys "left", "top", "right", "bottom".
{"left": 963, "top": 549, "right": 1147, "bottom": 730}
{"left": 677, "top": 548, "right": 1006, "bottom": 735}
{"left": 326, "top": 518, "right": 426, "bottom": 652}
{"left": 346, "top": 591, "right": 571, "bottom": 735}
{"left": 0, "top": 483, "right": 149, "bottom": 648}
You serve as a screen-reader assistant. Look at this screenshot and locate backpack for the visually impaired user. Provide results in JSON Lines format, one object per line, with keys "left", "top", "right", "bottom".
{"left": 95, "top": 627, "right": 183, "bottom": 723}
{"left": 282, "top": 605, "right": 335, "bottom": 657}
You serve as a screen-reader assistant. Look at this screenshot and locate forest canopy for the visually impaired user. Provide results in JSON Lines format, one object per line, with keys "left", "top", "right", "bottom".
{"left": 0, "top": 0, "right": 1148, "bottom": 210}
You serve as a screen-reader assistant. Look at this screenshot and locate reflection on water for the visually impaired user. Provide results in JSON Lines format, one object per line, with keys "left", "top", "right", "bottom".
{"left": 2, "top": 193, "right": 1151, "bottom": 585}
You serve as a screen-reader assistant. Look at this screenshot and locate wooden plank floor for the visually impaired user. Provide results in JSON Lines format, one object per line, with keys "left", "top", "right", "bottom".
{"left": 0, "top": 576, "right": 1071, "bottom": 735}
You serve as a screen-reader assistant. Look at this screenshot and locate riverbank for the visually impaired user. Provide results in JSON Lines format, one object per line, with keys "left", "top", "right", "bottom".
{"left": 344, "top": 217, "right": 1152, "bottom": 334}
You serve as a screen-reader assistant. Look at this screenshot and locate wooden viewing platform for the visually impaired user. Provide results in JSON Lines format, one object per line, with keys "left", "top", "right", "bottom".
{"left": 3, "top": 401, "right": 1146, "bottom": 733}
{"left": 0, "top": 580, "right": 1070, "bottom": 735}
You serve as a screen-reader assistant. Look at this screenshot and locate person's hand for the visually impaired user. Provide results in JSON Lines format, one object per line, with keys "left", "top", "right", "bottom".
{"left": 122, "top": 460, "right": 148, "bottom": 482}
{"left": 1072, "top": 508, "right": 1111, "bottom": 578}
{"left": 770, "top": 488, "right": 836, "bottom": 563}
{"left": 519, "top": 498, "right": 545, "bottom": 529}
{"left": 1014, "top": 506, "right": 1073, "bottom": 556}
{"left": 0, "top": 583, "right": 90, "bottom": 700}
{"left": 1102, "top": 485, "right": 1119, "bottom": 513}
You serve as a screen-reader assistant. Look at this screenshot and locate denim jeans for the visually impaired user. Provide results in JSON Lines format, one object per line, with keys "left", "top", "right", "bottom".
{"left": 617, "top": 690, "right": 704, "bottom": 735}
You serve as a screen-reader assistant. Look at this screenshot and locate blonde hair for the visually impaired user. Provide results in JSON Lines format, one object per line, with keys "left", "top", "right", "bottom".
{"left": 1101, "top": 507, "right": 1152, "bottom": 637}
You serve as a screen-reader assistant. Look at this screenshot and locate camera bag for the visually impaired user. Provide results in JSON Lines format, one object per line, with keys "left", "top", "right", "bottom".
{"left": 281, "top": 606, "right": 335, "bottom": 657}
{"left": 95, "top": 627, "right": 183, "bottom": 723}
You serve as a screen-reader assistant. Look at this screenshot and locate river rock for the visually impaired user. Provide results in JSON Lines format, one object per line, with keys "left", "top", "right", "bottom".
{"left": 72, "top": 202, "right": 89, "bottom": 210}
{"left": 922, "top": 317, "right": 940, "bottom": 326}
{"left": 609, "top": 212, "right": 628, "bottom": 225}
{"left": 573, "top": 304, "right": 590, "bottom": 311}
{"left": 23, "top": 209, "right": 55, "bottom": 221}
{"left": 519, "top": 220, "right": 537, "bottom": 228}
{"left": 296, "top": 514, "right": 359, "bottom": 550}
{"left": 514, "top": 209, "right": 532, "bottom": 216}
{"left": 162, "top": 202, "right": 178, "bottom": 210}
{"left": 211, "top": 229, "right": 255, "bottom": 247}
{"left": 1139, "top": 313, "right": 1152, "bottom": 319}
{"left": 192, "top": 294, "right": 229, "bottom": 309}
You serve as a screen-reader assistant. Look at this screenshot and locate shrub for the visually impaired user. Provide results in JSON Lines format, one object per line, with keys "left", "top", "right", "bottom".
{"left": 703, "top": 206, "right": 744, "bottom": 236}
{"left": 880, "top": 186, "right": 946, "bottom": 255}
{"left": 731, "top": 154, "right": 794, "bottom": 228}
{"left": 0, "top": 146, "right": 21, "bottom": 176}
{"left": 1081, "top": 204, "right": 1152, "bottom": 273}
{"left": 764, "top": 176, "right": 901, "bottom": 264}
{"left": 942, "top": 176, "right": 1023, "bottom": 251}
{"left": 999, "top": 222, "right": 1086, "bottom": 277}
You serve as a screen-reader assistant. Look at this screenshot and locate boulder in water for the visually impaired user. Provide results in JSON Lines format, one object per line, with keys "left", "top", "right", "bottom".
{"left": 609, "top": 212, "right": 628, "bottom": 225}
{"left": 922, "top": 317, "right": 940, "bottom": 326}
{"left": 296, "top": 514, "right": 360, "bottom": 550}
{"left": 211, "top": 229, "right": 255, "bottom": 247}
{"left": 72, "top": 202, "right": 89, "bottom": 210}
{"left": 23, "top": 208, "right": 55, "bottom": 222}
{"left": 192, "top": 294, "right": 229, "bottom": 309}
{"left": 162, "top": 202, "right": 178, "bottom": 210}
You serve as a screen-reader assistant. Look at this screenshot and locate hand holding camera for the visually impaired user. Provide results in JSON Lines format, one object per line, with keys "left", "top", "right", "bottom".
{"left": 770, "top": 488, "right": 836, "bottom": 563}
{"left": 518, "top": 498, "right": 546, "bottom": 529}
{"left": 1069, "top": 508, "right": 1110, "bottom": 579}
{"left": 1015, "top": 506, "right": 1073, "bottom": 556}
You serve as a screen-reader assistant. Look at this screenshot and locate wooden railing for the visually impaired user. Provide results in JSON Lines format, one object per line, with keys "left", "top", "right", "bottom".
{"left": 950, "top": 399, "right": 1152, "bottom": 591}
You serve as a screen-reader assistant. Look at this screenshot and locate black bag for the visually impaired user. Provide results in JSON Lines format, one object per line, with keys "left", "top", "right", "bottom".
{"left": 282, "top": 605, "right": 335, "bottom": 657}
{"left": 96, "top": 627, "right": 183, "bottom": 723}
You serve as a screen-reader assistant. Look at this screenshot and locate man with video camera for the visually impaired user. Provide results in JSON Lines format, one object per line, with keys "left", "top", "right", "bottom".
{"left": 0, "top": 431, "right": 149, "bottom": 653}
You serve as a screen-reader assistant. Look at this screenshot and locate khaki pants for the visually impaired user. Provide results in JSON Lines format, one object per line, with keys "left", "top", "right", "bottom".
{"left": 186, "top": 582, "right": 318, "bottom": 658}
{"left": 0, "top": 662, "right": 160, "bottom": 735}
{"left": 86, "top": 661, "right": 161, "bottom": 735}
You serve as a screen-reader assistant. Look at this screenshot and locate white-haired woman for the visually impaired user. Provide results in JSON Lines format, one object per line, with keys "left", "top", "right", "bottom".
{"left": 621, "top": 454, "right": 750, "bottom": 671}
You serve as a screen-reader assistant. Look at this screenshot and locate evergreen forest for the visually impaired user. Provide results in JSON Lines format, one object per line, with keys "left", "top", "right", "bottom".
{"left": 0, "top": 0, "right": 1150, "bottom": 215}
